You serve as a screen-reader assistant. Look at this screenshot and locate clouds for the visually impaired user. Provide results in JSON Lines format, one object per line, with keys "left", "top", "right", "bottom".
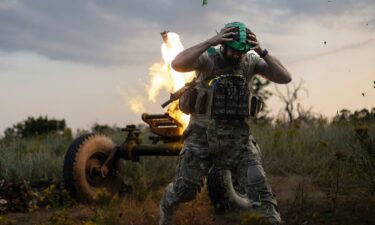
{"left": 257, "top": 0, "right": 375, "bottom": 20}
{"left": 0, "top": 0, "right": 374, "bottom": 65}
{"left": 0, "top": 0, "right": 161, "bottom": 65}
{"left": 0, "top": 0, "right": 218, "bottom": 65}
{"left": 0, "top": 0, "right": 374, "bottom": 133}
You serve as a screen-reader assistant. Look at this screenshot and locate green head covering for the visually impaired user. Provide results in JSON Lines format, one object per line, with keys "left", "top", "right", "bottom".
{"left": 223, "top": 22, "right": 252, "bottom": 53}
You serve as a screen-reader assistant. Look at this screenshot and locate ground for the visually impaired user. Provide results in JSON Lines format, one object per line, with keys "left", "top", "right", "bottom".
{"left": 1, "top": 176, "right": 374, "bottom": 225}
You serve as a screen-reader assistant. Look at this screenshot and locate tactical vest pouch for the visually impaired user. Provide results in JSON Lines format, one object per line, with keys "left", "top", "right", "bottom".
{"left": 179, "top": 86, "right": 210, "bottom": 115}
{"left": 250, "top": 95, "right": 264, "bottom": 117}
{"left": 179, "top": 87, "right": 197, "bottom": 115}
{"left": 193, "top": 86, "right": 211, "bottom": 114}
{"left": 209, "top": 74, "right": 250, "bottom": 118}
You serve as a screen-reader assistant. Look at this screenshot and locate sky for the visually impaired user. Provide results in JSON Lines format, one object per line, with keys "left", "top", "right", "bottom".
{"left": 0, "top": 0, "right": 374, "bottom": 134}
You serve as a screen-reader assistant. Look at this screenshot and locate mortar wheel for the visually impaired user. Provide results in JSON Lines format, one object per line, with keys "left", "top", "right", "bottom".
{"left": 207, "top": 167, "right": 251, "bottom": 213}
{"left": 63, "top": 133, "right": 124, "bottom": 202}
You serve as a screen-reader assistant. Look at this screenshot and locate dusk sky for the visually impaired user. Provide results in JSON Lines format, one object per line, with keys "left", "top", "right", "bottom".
{"left": 0, "top": 0, "right": 374, "bottom": 134}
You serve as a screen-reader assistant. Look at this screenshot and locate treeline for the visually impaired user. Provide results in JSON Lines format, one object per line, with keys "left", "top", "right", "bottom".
{"left": 333, "top": 108, "right": 375, "bottom": 123}
{"left": 3, "top": 116, "right": 68, "bottom": 139}
{"left": 0, "top": 116, "right": 149, "bottom": 143}
{"left": 2, "top": 108, "right": 374, "bottom": 139}
{"left": 0, "top": 110, "right": 374, "bottom": 224}
{"left": 1, "top": 116, "right": 120, "bottom": 139}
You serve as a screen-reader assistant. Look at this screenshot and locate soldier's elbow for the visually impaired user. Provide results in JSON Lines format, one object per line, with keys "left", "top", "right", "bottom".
{"left": 171, "top": 59, "right": 193, "bottom": 73}
{"left": 273, "top": 74, "right": 291, "bottom": 84}
{"left": 171, "top": 60, "right": 184, "bottom": 72}
{"left": 278, "top": 70, "right": 292, "bottom": 84}
{"left": 171, "top": 60, "right": 179, "bottom": 71}
{"left": 284, "top": 75, "right": 292, "bottom": 84}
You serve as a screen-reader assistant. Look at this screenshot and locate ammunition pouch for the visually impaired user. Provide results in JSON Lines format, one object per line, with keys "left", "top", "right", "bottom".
{"left": 179, "top": 86, "right": 211, "bottom": 115}
{"left": 250, "top": 95, "right": 264, "bottom": 117}
{"left": 179, "top": 87, "right": 196, "bottom": 115}
{"left": 209, "top": 74, "right": 250, "bottom": 119}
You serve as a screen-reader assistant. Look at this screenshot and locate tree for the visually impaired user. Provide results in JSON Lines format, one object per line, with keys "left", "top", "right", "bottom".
{"left": 274, "top": 80, "right": 313, "bottom": 125}
{"left": 333, "top": 108, "right": 375, "bottom": 124}
{"left": 3, "top": 116, "right": 67, "bottom": 138}
{"left": 91, "top": 123, "right": 118, "bottom": 134}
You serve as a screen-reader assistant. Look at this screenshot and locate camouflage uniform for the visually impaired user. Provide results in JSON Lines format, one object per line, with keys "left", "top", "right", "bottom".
{"left": 160, "top": 50, "right": 281, "bottom": 225}
{"left": 206, "top": 119, "right": 280, "bottom": 223}
{"left": 160, "top": 122, "right": 281, "bottom": 225}
{"left": 159, "top": 123, "right": 210, "bottom": 225}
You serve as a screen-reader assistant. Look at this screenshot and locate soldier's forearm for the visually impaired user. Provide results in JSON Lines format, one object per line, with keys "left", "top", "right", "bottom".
{"left": 261, "top": 54, "right": 292, "bottom": 84}
{"left": 171, "top": 40, "right": 212, "bottom": 72}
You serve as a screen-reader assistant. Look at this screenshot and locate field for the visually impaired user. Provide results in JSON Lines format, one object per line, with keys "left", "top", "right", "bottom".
{"left": 0, "top": 118, "right": 374, "bottom": 225}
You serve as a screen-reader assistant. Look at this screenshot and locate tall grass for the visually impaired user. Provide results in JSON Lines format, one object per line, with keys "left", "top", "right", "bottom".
{"left": 0, "top": 121, "right": 374, "bottom": 197}
{"left": 0, "top": 133, "right": 72, "bottom": 183}
{"left": 253, "top": 121, "right": 375, "bottom": 194}
{"left": 0, "top": 121, "right": 374, "bottom": 224}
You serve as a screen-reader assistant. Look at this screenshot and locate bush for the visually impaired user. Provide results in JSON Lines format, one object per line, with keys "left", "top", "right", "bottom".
{"left": 3, "top": 116, "right": 69, "bottom": 139}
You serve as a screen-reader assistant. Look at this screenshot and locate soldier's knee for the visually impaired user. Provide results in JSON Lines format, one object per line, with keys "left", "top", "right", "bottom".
{"left": 173, "top": 178, "right": 200, "bottom": 203}
{"left": 247, "top": 164, "right": 267, "bottom": 186}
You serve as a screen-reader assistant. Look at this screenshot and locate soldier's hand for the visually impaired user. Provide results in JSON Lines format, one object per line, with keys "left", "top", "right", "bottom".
{"left": 247, "top": 29, "right": 263, "bottom": 54}
{"left": 207, "top": 26, "right": 237, "bottom": 46}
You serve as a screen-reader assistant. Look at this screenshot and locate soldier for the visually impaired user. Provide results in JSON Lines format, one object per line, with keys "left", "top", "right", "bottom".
{"left": 159, "top": 22, "right": 291, "bottom": 225}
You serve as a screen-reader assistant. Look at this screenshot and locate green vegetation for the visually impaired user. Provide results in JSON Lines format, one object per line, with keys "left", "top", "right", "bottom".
{"left": 3, "top": 116, "right": 68, "bottom": 139}
{"left": 0, "top": 133, "right": 72, "bottom": 183}
{"left": 0, "top": 111, "right": 374, "bottom": 224}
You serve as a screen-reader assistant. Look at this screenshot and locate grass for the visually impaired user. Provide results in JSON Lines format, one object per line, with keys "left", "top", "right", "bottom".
{"left": 0, "top": 133, "right": 72, "bottom": 183}
{"left": 0, "top": 120, "right": 374, "bottom": 224}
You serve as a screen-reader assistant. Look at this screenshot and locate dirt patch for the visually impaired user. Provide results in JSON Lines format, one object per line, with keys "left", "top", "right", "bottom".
{"left": 1, "top": 176, "right": 374, "bottom": 225}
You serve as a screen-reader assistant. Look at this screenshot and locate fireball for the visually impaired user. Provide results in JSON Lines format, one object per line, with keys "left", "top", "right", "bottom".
{"left": 129, "top": 32, "right": 195, "bottom": 131}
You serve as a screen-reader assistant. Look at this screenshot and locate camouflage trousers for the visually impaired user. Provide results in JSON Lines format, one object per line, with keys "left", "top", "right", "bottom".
{"left": 159, "top": 120, "right": 280, "bottom": 225}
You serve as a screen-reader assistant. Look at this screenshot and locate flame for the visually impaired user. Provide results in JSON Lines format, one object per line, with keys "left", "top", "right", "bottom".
{"left": 128, "top": 32, "right": 195, "bottom": 132}
{"left": 159, "top": 33, "right": 195, "bottom": 130}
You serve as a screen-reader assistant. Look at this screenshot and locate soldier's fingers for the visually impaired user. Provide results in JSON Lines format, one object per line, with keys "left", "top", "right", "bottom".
{"left": 224, "top": 27, "right": 238, "bottom": 34}
{"left": 222, "top": 36, "right": 234, "bottom": 40}
{"left": 222, "top": 32, "right": 237, "bottom": 37}
{"left": 247, "top": 33, "right": 256, "bottom": 37}
{"left": 221, "top": 26, "right": 236, "bottom": 33}
{"left": 247, "top": 29, "right": 256, "bottom": 36}
{"left": 250, "top": 45, "right": 260, "bottom": 50}
{"left": 221, "top": 37, "right": 233, "bottom": 42}
{"left": 247, "top": 34, "right": 257, "bottom": 41}
{"left": 247, "top": 40, "right": 258, "bottom": 45}
{"left": 226, "top": 26, "right": 237, "bottom": 31}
